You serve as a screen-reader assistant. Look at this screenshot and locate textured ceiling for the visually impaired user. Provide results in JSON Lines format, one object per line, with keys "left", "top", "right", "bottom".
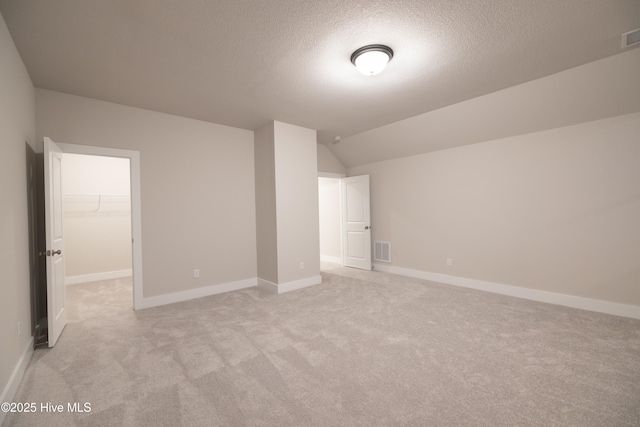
{"left": 1, "top": 0, "right": 638, "bottom": 148}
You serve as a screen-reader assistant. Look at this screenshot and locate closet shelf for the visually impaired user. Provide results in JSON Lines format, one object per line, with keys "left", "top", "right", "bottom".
{"left": 63, "top": 194, "right": 131, "bottom": 215}
{"left": 63, "top": 194, "right": 130, "bottom": 201}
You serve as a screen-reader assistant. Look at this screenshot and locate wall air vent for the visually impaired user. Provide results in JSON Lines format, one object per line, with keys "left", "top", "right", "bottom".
{"left": 374, "top": 241, "right": 391, "bottom": 263}
{"left": 621, "top": 28, "right": 640, "bottom": 49}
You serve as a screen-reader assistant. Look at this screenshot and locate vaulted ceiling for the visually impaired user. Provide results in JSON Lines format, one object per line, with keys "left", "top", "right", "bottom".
{"left": 1, "top": 0, "right": 638, "bottom": 153}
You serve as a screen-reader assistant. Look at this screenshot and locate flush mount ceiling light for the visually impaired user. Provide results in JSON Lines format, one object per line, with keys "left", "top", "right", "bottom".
{"left": 351, "top": 44, "right": 394, "bottom": 76}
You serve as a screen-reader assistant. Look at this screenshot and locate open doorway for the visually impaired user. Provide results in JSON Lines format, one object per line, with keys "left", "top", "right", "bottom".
{"left": 62, "top": 153, "right": 132, "bottom": 319}
{"left": 40, "top": 138, "right": 143, "bottom": 347}
{"left": 54, "top": 141, "right": 143, "bottom": 312}
{"left": 318, "top": 174, "right": 373, "bottom": 272}
{"left": 318, "top": 175, "right": 343, "bottom": 272}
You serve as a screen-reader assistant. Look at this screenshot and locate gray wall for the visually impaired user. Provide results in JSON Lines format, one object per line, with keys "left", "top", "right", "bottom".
{"left": 350, "top": 112, "right": 640, "bottom": 306}
{"left": 273, "top": 121, "right": 320, "bottom": 284}
{"left": 254, "top": 122, "right": 278, "bottom": 283}
{"left": 0, "top": 12, "right": 36, "bottom": 412}
{"left": 255, "top": 121, "right": 321, "bottom": 286}
{"left": 317, "top": 144, "right": 346, "bottom": 175}
{"left": 36, "top": 89, "right": 257, "bottom": 298}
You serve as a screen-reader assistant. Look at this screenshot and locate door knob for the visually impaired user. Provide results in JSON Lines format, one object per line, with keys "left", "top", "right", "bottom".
{"left": 47, "top": 249, "right": 62, "bottom": 256}
{"left": 365, "top": 226, "right": 371, "bottom": 230}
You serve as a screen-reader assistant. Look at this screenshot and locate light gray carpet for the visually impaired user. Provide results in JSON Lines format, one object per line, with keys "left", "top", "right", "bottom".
{"left": 5, "top": 266, "right": 640, "bottom": 426}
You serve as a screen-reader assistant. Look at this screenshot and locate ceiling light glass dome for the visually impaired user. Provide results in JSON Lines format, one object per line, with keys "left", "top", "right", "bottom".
{"left": 351, "top": 45, "right": 394, "bottom": 76}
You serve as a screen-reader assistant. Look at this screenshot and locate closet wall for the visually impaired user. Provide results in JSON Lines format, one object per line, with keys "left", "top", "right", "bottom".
{"left": 62, "top": 153, "right": 132, "bottom": 283}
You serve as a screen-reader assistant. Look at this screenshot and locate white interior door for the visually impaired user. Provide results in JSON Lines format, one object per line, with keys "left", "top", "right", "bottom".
{"left": 341, "top": 175, "right": 371, "bottom": 270}
{"left": 44, "top": 137, "right": 67, "bottom": 347}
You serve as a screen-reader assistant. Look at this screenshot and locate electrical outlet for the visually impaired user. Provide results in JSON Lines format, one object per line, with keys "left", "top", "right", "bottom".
{"left": 194, "top": 269, "right": 200, "bottom": 278}
{"left": 299, "top": 262, "right": 304, "bottom": 270}
{"left": 446, "top": 258, "right": 453, "bottom": 267}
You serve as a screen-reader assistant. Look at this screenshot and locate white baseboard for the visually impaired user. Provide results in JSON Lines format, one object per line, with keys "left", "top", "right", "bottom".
{"left": 373, "top": 264, "right": 640, "bottom": 320}
{"left": 0, "top": 337, "right": 34, "bottom": 426}
{"left": 320, "top": 255, "right": 342, "bottom": 264}
{"left": 257, "top": 278, "right": 278, "bottom": 293}
{"left": 137, "top": 277, "right": 257, "bottom": 310}
{"left": 66, "top": 269, "right": 132, "bottom": 285}
{"left": 258, "top": 275, "right": 322, "bottom": 294}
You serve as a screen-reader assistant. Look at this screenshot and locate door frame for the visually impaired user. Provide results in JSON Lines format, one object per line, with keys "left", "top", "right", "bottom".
{"left": 56, "top": 142, "right": 144, "bottom": 310}
{"left": 318, "top": 172, "right": 373, "bottom": 270}
{"left": 26, "top": 143, "right": 47, "bottom": 346}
